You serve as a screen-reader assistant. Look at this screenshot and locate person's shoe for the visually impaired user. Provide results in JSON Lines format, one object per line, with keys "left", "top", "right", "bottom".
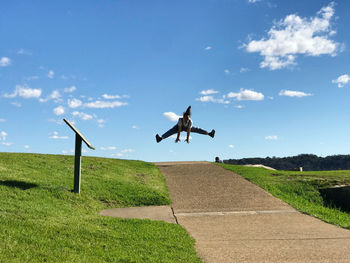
{"left": 209, "top": 129, "right": 215, "bottom": 138}
{"left": 156, "top": 134, "right": 162, "bottom": 143}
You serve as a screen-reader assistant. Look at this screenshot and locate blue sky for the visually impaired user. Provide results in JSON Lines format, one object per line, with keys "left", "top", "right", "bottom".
{"left": 1, "top": 0, "right": 350, "bottom": 162}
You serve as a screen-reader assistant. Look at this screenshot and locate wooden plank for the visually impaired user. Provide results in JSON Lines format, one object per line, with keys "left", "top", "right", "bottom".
{"left": 63, "top": 119, "right": 95, "bottom": 150}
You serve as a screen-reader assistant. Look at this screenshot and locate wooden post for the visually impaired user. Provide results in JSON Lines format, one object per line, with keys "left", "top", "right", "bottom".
{"left": 63, "top": 119, "right": 94, "bottom": 194}
{"left": 74, "top": 134, "right": 82, "bottom": 194}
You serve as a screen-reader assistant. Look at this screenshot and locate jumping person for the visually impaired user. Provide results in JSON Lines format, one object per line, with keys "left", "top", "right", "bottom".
{"left": 155, "top": 106, "right": 215, "bottom": 143}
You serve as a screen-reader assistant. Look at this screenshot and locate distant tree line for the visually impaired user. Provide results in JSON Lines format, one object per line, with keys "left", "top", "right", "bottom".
{"left": 224, "top": 154, "right": 350, "bottom": 171}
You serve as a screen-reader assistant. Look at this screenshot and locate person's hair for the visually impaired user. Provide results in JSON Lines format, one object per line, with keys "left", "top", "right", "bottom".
{"left": 183, "top": 106, "right": 191, "bottom": 117}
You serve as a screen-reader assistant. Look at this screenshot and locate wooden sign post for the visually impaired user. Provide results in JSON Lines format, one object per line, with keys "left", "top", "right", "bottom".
{"left": 63, "top": 119, "right": 95, "bottom": 194}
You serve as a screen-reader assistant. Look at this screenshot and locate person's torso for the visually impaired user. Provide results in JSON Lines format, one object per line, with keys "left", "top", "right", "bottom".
{"left": 178, "top": 117, "right": 192, "bottom": 128}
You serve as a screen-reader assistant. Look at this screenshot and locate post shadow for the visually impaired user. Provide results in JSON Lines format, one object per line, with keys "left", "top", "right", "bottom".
{"left": 0, "top": 180, "right": 38, "bottom": 190}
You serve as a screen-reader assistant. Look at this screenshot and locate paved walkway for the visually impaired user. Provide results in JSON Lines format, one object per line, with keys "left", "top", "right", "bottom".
{"left": 156, "top": 162, "right": 350, "bottom": 263}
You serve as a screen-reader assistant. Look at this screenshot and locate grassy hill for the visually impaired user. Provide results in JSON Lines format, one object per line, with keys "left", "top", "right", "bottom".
{"left": 219, "top": 163, "right": 350, "bottom": 229}
{"left": 0, "top": 153, "right": 201, "bottom": 262}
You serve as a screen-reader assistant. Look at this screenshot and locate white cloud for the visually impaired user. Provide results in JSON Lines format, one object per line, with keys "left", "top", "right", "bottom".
{"left": 68, "top": 98, "right": 83, "bottom": 108}
{"left": 25, "top": 76, "right": 39, "bottom": 81}
{"left": 2, "top": 142, "right": 13, "bottom": 146}
{"left": 200, "top": 89, "right": 219, "bottom": 95}
{"left": 248, "top": 0, "right": 261, "bottom": 3}
{"left": 64, "top": 86, "right": 76, "bottom": 93}
{"left": 24, "top": 145, "right": 30, "bottom": 149}
{"left": 102, "top": 94, "right": 121, "bottom": 99}
{"left": 11, "top": 102, "right": 21, "bottom": 107}
{"left": 198, "top": 96, "right": 229, "bottom": 104}
{"left": 224, "top": 69, "right": 230, "bottom": 75}
{"left": 48, "top": 70, "right": 55, "bottom": 79}
{"left": 279, "top": 90, "right": 312, "bottom": 97}
{"left": 229, "top": 144, "right": 234, "bottom": 148}
{"left": 17, "top": 49, "right": 32, "bottom": 55}
{"left": 132, "top": 125, "right": 139, "bottom": 129}
{"left": 62, "top": 149, "right": 74, "bottom": 154}
{"left": 96, "top": 119, "right": 106, "bottom": 128}
{"left": 3, "top": 85, "right": 42, "bottom": 99}
{"left": 49, "top": 131, "right": 69, "bottom": 140}
{"left": 246, "top": 3, "right": 340, "bottom": 70}
{"left": 265, "top": 135, "right": 278, "bottom": 140}
{"left": 0, "top": 119, "right": 5, "bottom": 122}
{"left": 235, "top": 105, "right": 245, "bottom": 109}
{"left": 100, "top": 146, "right": 117, "bottom": 151}
{"left": 227, "top": 89, "right": 264, "bottom": 101}
{"left": 111, "top": 149, "right": 135, "bottom": 157}
{"left": 204, "top": 46, "right": 212, "bottom": 50}
{"left": 0, "top": 57, "right": 11, "bottom": 67}
{"left": 0, "top": 131, "right": 7, "bottom": 141}
{"left": 163, "top": 112, "right": 181, "bottom": 122}
{"left": 197, "top": 96, "right": 217, "bottom": 103}
{"left": 240, "top": 67, "right": 249, "bottom": 73}
{"left": 84, "top": 100, "right": 128, "bottom": 109}
{"left": 39, "top": 90, "right": 61, "bottom": 103}
{"left": 53, "top": 106, "right": 65, "bottom": 116}
{"left": 120, "top": 149, "right": 135, "bottom": 153}
{"left": 332, "top": 74, "right": 350, "bottom": 88}
{"left": 97, "top": 119, "right": 106, "bottom": 124}
{"left": 72, "top": 111, "right": 93, "bottom": 120}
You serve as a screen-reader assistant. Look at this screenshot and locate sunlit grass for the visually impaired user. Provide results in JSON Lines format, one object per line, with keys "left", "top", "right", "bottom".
{"left": 0, "top": 153, "right": 201, "bottom": 263}
{"left": 219, "top": 163, "right": 350, "bottom": 229}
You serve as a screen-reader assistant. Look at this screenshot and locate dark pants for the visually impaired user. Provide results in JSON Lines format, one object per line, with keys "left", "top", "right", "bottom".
{"left": 162, "top": 125, "right": 208, "bottom": 139}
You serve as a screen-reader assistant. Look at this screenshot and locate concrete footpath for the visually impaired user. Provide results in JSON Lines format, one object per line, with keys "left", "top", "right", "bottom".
{"left": 156, "top": 162, "right": 350, "bottom": 263}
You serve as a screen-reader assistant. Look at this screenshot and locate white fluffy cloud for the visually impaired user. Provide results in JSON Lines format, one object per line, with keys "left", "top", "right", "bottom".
{"left": 204, "top": 46, "right": 212, "bottom": 50}
{"left": 53, "top": 106, "right": 65, "bottom": 116}
{"left": 49, "top": 131, "right": 68, "bottom": 140}
{"left": 265, "top": 135, "right": 278, "bottom": 140}
{"left": 100, "top": 146, "right": 117, "bottom": 151}
{"left": 0, "top": 57, "right": 11, "bottom": 67}
{"left": 72, "top": 111, "right": 93, "bottom": 120}
{"left": 200, "top": 89, "right": 219, "bottom": 95}
{"left": 196, "top": 96, "right": 230, "bottom": 104}
{"left": 39, "top": 90, "right": 61, "bottom": 102}
{"left": 102, "top": 94, "right": 122, "bottom": 99}
{"left": 84, "top": 100, "right": 128, "bottom": 108}
{"left": 332, "top": 74, "right": 350, "bottom": 88}
{"left": 240, "top": 67, "right": 249, "bottom": 73}
{"left": 68, "top": 98, "right": 83, "bottom": 108}
{"left": 0, "top": 131, "right": 7, "bottom": 141}
{"left": 3, "top": 85, "right": 42, "bottom": 99}
{"left": 17, "top": 49, "right": 32, "bottom": 55}
{"left": 48, "top": 70, "right": 54, "bottom": 79}
{"left": 227, "top": 89, "right": 264, "bottom": 101}
{"left": 279, "top": 90, "right": 312, "bottom": 97}
{"left": 64, "top": 86, "right": 76, "bottom": 93}
{"left": 246, "top": 3, "right": 340, "bottom": 70}
{"left": 163, "top": 112, "right": 181, "bottom": 122}
{"left": 229, "top": 144, "right": 234, "bottom": 148}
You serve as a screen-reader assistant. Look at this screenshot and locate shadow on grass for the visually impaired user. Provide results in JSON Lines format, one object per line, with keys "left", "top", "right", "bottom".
{"left": 0, "top": 180, "right": 38, "bottom": 190}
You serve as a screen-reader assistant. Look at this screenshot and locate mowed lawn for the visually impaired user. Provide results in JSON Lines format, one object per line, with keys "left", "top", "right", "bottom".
{"left": 0, "top": 153, "right": 201, "bottom": 263}
{"left": 219, "top": 163, "right": 350, "bottom": 229}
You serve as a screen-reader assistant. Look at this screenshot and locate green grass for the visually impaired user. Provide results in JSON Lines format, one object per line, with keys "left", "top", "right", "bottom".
{"left": 219, "top": 163, "right": 350, "bottom": 229}
{"left": 0, "top": 153, "right": 201, "bottom": 263}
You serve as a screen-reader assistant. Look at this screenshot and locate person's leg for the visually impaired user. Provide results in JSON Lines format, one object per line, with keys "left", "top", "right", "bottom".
{"left": 191, "top": 127, "right": 215, "bottom": 138}
{"left": 190, "top": 126, "right": 208, "bottom": 135}
{"left": 161, "top": 125, "right": 180, "bottom": 139}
